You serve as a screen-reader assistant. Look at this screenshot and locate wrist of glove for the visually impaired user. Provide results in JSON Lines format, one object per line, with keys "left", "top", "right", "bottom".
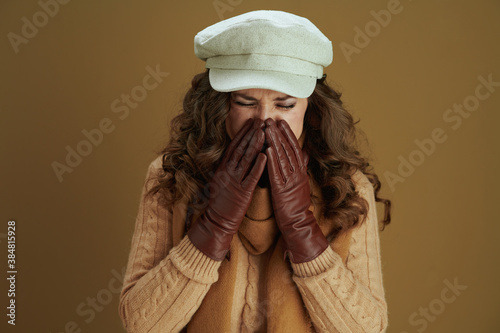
{"left": 264, "top": 118, "right": 329, "bottom": 264}
{"left": 187, "top": 207, "right": 235, "bottom": 261}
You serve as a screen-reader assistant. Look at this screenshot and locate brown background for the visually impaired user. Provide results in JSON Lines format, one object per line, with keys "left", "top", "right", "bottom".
{"left": 1, "top": 0, "right": 499, "bottom": 332}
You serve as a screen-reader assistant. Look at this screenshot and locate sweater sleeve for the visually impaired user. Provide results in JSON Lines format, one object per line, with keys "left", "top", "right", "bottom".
{"left": 118, "top": 156, "right": 222, "bottom": 333}
{"left": 290, "top": 171, "right": 389, "bottom": 333}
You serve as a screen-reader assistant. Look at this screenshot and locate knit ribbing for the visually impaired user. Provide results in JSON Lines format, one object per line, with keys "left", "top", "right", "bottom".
{"left": 291, "top": 246, "right": 338, "bottom": 278}
{"left": 169, "top": 235, "right": 221, "bottom": 283}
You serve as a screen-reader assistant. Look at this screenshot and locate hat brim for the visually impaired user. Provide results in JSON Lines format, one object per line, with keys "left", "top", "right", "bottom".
{"left": 208, "top": 68, "right": 317, "bottom": 99}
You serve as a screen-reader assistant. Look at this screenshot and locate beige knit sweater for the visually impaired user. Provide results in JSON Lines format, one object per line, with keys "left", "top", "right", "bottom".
{"left": 118, "top": 155, "right": 388, "bottom": 332}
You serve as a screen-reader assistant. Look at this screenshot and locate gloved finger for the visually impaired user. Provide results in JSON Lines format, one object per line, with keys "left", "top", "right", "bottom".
{"left": 229, "top": 118, "right": 265, "bottom": 170}
{"left": 227, "top": 126, "right": 257, "bottom": 171}
{"left": 241, "top": 152, "right": 267, "bottom": 190}
{"left": 274, "top": 120, "right": 300, "bottom": 173}
{"left": 239, "top": 127, "right": 265, "bottom": 181}
{"left": 265, "top": 146, "right": 284, "bottom": 187}
{"left": 264, "top": 119, "right": 291, "bottom": 178}
{"left": 277, "top": 119, "right": 303, "bottom": 171}
{"left": 222, "top": 118, "right": 254, "bottom": 166}
{"left": 253, "top": 118, "right": 265, "bottom": 130}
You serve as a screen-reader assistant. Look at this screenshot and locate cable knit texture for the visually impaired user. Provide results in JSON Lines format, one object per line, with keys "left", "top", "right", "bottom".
{"left": 118, "top": 155, "right": 388, "bottom": 332}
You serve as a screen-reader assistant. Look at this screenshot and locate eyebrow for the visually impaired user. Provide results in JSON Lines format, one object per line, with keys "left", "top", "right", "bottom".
{"left": 232, "top": 92, "right": 295, "bottom": 101}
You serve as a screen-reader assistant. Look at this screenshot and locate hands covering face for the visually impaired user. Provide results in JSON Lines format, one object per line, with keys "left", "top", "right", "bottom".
{"left": 188, "top": 117, "right": 328, "bottom": 263}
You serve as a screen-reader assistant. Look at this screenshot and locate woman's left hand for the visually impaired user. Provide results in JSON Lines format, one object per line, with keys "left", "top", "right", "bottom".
{"left": 264, "top": 118, "right": 329, "bottom": 263}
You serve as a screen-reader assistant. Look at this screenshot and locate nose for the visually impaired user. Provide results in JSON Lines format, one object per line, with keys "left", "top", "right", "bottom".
{"left": 254, "top": 104, "right": 281, "bottom": 122}
{"left": 254, "top": 104, "right": 269, "bottom": 122}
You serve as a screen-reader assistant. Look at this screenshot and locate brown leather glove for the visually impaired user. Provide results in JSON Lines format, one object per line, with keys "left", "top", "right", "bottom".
{"left": 264, "top": 118, "right": 329, "bottom": 263}
{"left": 187, "top": 118, "right": 267, "bottom": 261}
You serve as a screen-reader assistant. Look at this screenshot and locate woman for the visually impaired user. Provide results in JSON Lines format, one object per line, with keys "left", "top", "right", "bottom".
{"left": 119, "top": 10, "right": 391, "bottom": 333}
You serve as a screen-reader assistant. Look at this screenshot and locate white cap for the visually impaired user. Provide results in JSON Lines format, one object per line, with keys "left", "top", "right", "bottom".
{"left": 194, "top": 10, "right": 333, "bottom": 98}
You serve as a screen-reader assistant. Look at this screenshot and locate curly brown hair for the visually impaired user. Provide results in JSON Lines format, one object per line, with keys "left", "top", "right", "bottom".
{"left": 147, "top": 69, "right": 391, "bottom": 238}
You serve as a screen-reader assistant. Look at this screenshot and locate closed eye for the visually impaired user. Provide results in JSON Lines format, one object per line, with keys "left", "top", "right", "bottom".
{"left": 235, "top": 101, "right": 256, "bottom": 107}
{"left": 278, "top": 104, "right": 295, "bottom": 110}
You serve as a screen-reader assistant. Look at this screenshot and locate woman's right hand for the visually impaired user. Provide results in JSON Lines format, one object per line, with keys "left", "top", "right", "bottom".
{"left": 187, "top": 118, "right": 267, "bottom": 261}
